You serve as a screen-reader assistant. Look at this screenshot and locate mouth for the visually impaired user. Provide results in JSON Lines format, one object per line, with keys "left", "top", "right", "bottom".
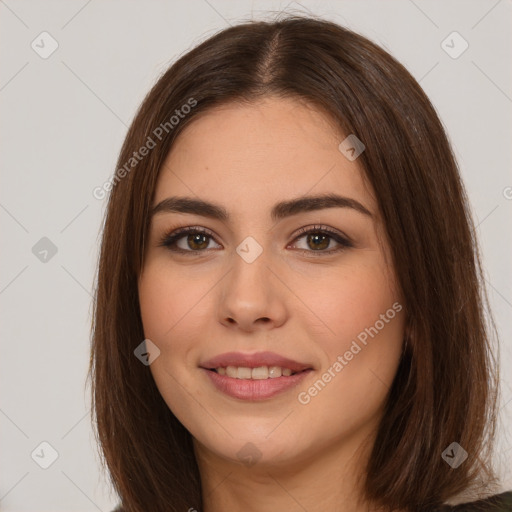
{"left": 206, "top": 365, "right": 306, "bottom": 379}
{"left": 200, "top": 351, "right": 313, "bottom": 373}
{"left": 199, "top": 352, "right": 314, "bottom": 400}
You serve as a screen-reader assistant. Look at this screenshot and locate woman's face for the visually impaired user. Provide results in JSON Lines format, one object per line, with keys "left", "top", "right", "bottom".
{"left": 138, "top": 96, "right": 405, "bottom": 470}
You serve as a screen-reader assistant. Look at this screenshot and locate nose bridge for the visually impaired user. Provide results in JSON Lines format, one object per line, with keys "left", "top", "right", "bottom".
{"left": 229, "top": 234, "right": 272, "bottom": 297}
{"left": 218, "top": 234, "right": 286, "bottom": 329}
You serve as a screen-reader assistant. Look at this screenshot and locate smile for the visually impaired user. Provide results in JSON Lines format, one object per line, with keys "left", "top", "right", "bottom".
{"left": 202, "top": 367, "right": 313, "bottom": 400}
{"left": 212, "top": 365, "right": 297, "bottom": 379}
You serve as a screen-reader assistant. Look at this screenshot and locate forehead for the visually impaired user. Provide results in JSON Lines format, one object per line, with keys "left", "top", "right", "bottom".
{"left": 153, "top": 96, "right": 376, "bottom": 217}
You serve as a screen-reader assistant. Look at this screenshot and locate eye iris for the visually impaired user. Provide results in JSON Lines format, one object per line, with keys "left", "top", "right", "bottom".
{"left": 307, "top": 233, "right": 329, "bottom": 250}
{"left": 188, "top": 233, "right": 209, "bottom": 250}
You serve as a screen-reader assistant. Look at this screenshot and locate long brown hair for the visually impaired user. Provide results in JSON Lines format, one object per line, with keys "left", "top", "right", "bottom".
{"left": 88, "top": 14, "right": 500, "bottom": 512}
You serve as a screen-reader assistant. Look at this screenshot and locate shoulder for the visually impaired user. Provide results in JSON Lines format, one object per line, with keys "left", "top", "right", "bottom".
{"left": 111, "top": 506, "right": 124, "bottom": 512}
{"left": 436, "top": 490, "right": 512, "bottom": 511}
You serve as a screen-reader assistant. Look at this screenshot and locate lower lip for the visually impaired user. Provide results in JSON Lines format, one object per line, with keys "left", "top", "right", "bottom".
{"left": 202, "top": 368, "right": 313, "bottom": 400}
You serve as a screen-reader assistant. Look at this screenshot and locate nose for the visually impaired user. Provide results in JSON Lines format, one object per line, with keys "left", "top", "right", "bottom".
{"left": 217, "top": 250, "right": 287, "bottom": 333}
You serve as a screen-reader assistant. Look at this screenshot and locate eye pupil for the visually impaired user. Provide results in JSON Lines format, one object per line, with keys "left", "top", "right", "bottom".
{"left": 188, "top": 233, "right": 209, "bottom": 250}
{"left": 308, "top": 233, "right": 329, "bottom": 250}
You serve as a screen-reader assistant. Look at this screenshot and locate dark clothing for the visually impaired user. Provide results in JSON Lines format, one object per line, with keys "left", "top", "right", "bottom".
{"left": 111, "top": 490, "right": 512, "bottom": 511}
{"left": 433, "top": 491, "right": 512, "bottom": 511}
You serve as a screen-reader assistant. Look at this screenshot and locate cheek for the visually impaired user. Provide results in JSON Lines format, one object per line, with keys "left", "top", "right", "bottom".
{"left": 294, "top": 256, "right": 402, "bottom": 347}
{"left": 294, "top": 257, "right": 404, "bottom": 406}
{"left": 138, "top": 261, "right": 214, "bottom": 342}
{"left": 138, "top": 272, "right": 173, "bottom": 341}
{"left": 138, "top": 262, "right": 218, "bottom": 398}
{"left": 138, "top": 265, "right": 200, "bottom": 410}
{"left": 138, "top": 265, "right": 194, "bottom": 397}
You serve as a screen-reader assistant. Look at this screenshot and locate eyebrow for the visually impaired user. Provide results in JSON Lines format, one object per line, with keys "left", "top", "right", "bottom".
{"left": 150, "top": 193, "right": 372, "bottom": 222}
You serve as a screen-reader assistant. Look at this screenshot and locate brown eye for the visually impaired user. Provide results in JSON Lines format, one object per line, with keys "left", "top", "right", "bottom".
{"left": 305, "top": 232, "right": 331, "bottom": 251}
{"left": 159, "top": 225, "right": 353, "bottom": 257}
{"left": 290, "top": 225, "right": 353, "bottom": 255}
{"left": 184, "top": 233, "right": 210, "bottom": 251}
{"left": 159, "top": 227, "right": 220, "bottom": 254}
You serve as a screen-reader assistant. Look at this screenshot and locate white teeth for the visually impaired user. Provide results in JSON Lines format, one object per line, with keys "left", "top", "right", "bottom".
{"left": 215, "top": 365, "right": 298, "bottom": 379}
{"left": 226, "top": 366, "right": 238, "bottom": 378}
{"left": 237, "top": 367, "right": 252, "bottom": 379}
{"left": 268, "top": 366, "right": 281, "bottom": 378}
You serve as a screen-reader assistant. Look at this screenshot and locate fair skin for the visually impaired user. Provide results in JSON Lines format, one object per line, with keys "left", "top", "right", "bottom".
{"left": 138, "top": 96, "right": 406, "bottom": 512}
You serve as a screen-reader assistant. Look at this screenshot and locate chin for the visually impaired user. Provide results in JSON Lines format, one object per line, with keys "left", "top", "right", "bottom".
{"left": 195, "top": 432, "right": 304, "bottom": 469}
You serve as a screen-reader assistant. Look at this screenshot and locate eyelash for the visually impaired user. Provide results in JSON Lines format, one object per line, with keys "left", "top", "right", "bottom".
{"left": 157, "top": 224, "right": 353, "bottom": 257}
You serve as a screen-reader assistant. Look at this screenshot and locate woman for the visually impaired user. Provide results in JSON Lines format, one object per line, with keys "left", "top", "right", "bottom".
{"left": 88, "top": 14, "right": 511, "bottom": 512}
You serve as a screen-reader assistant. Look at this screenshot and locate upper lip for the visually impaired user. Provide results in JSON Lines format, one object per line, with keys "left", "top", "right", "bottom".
{"left": 200, "top": 351, "right": 313, "bottom": 372}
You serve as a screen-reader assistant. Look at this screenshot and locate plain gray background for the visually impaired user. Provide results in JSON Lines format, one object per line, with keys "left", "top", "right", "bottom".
{"left": 1, "top": 1, "right": 511, "bottom": 510}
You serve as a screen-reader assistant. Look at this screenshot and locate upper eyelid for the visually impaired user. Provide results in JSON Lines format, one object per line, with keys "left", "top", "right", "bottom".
{"left": 163, "top": 224, "right": 346, "bottom": 239}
